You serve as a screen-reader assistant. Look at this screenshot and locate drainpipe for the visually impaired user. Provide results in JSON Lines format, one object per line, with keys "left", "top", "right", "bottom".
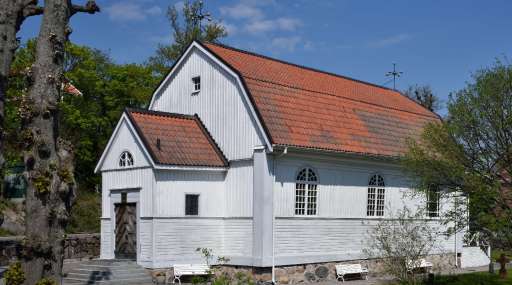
{"left": 272, "top": 147, "right": 288, "bottom": 284}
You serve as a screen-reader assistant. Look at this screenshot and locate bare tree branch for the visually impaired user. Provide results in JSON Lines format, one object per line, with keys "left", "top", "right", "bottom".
{"left": 71, "top": 0, "right": 100, "bottom": 16}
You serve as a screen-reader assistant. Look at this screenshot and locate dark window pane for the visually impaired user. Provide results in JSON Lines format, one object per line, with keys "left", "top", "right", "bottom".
{"left": 185, "top": 194, "right": 199, "bottom": 216}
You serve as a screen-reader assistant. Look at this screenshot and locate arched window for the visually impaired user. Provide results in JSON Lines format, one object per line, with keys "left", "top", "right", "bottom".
{"left": 119, "top": 151, "right": 134, "bottom": 167}
{"left": 367, "top": 174, "right": 385, "bottom": 216}
{"left": 295, "top": 168, "right": 318, "bottom": 216}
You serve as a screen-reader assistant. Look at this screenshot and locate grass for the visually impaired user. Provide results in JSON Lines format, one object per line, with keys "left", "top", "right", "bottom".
{"left": 426, "top": 272, "right": 512, "bottom": 285}
{"left": 0, "top": 227, "right": 14, "bottom": 236}
{"left": 492, "top": 249, "right": 512, "bottom": 262}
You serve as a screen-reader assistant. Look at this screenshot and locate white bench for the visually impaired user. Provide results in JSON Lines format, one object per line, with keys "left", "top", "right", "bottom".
{"left": 407, "top": 258, "right": 433, "bottom": 273}
{"left": 166, "top": 264, "right": 210, "bottom": 284}
{"left": 336, "top": 264, "right": 369, "bottom": 282}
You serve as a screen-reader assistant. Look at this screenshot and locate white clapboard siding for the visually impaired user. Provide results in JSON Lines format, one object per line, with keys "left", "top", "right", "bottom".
{"left": 223, "top": 218, "right": 253, "bottom": 257}
{"left": 139, "top": 219, "right": 153, "bottom": 262}
{"left": 99, "top": 118, "right": 151, "bottom": 171}
{"left": 153, "top": 170, "right": 225, "bottom": 217}
{"left": 150, "top": 47, "right": 264, "bottom": 160}
{"left": 102, "top": 168, "right": 155, "bottom": 218}
{"left": 274, "top": 218, "right": 459, "bottom": 265}
{"left": 100, "top": 219, "right": 113, "bottom": 259}
{"left": 225, "top": 160, "right": 253, "bottom": 217}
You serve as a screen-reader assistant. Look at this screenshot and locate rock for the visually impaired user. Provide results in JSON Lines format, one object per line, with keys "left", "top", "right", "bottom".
{"left": 315, "top": 265, "right": 329, "bottom": 279}
{"left": 275, "top": 268, "right": 287, "bottom": 277}
{"left": 278, "top": 275, "right": 289, "bottom": 284}
{"left": 304, "top": 272, "right": 316, "bottom": 282}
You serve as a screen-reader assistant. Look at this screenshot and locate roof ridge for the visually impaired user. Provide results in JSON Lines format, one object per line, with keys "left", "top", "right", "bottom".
{"left": 244, "top": 76, "right": 439, "bottom": 119}
{"left": 202, "top": 41, "right": 399, "bottom": 94}
{"left": 126, "top": 107, "right": 196, "bottom": 120}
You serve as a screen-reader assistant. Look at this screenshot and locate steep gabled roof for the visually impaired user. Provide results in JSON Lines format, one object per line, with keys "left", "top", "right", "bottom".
{"left": 126, "top": 108, "right": 228, "bottom": 167}
{"left": 201, "top": 41, "right": 440, "bottom": 157}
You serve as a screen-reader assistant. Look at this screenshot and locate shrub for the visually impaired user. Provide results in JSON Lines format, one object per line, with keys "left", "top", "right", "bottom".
{"left": 4, "top": 262, "right": 25, "bottom": 285}
{"left": 67, "top": 190, "right": 100, "bottom": 233}
{"left": 35, "top": 278, "right": 57, "bottom": 285}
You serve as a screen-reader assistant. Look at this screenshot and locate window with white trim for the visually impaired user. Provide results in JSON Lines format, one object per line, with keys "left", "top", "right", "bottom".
{"left": 426, "top": 186, "right": 440, "bottom": 218}
{"left": 367, "top": 174, "right": 385, "bottom": 216}
{"left": 119, "top": 151, "right": 134, "bottom": 167}
{"left": 295, "top": 168, "right": 318, "bottom": 216}
{"left": 192, "top": 76, "right": 201, "bottom": 92}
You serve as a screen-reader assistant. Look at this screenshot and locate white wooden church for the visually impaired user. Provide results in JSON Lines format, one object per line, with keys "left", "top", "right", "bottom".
{"left": 95, "top": 41, "right": 464, "bottom": 269}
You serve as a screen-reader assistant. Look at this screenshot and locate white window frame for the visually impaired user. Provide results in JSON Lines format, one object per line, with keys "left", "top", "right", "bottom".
{"left": 367, "top": 174, "right": 385, "bottom": 217}
{"left": 192, "top": 76, "right": 201, "bottom": 93}
{"left": 426, "top": 186, "right": 440, "bottom": 218}
{"left": 118, "top": 151, "right": 134, "bottom": 168}
{"left": 294, "top": 167, "right": 318, "bottom": 216}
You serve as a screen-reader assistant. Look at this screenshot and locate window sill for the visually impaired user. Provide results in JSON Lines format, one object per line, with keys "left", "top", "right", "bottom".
{"left": 191, "top": 91, "right": 200, "bottom": 96}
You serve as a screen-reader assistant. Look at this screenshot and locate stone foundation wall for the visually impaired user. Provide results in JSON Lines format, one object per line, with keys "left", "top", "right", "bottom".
{"left": 0, "top": 233, "right": 100, "bottom": 266}
{"left": 153, "top": 254, "right": 455, "bottom": 284}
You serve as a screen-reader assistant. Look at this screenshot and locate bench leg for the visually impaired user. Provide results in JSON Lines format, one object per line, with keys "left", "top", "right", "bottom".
{"left": 173, "top": 276, "right": 181, "bottom": 285}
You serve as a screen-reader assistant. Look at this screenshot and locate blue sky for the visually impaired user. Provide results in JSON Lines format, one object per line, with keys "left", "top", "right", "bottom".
{"left": 19, "top": 0, "right": 512, "bottom": 113}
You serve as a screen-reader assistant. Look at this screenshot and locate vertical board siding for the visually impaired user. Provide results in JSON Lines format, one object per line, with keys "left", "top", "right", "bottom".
{"left": 154, "top": 170, "right": 225, "bottom": 217}
{"left": 102, "top": 168, "right": 154, "bottom": 217}
{"left": 150, "top": 48, "right": 264, "bottom": 160}
{"left": 274, "top": 156, "right": 420, "bottom": 218}
{"left": 100, "top": 119, "right": 150, "bottom": 171}
{"left": 225, "top": 160, "right": 253, "bottom": 217}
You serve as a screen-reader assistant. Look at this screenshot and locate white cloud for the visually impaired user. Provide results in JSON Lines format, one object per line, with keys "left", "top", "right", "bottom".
{"left": 106, "top": 2, "right": 163, "bottom": 22}
{"left": 271, "top": 36, "right": 301, "bottom": 52}
{"left": 220, "top": 2, "right": 264, "bottom": 20}
{"left": 369, "top": 33, "right": 411, "bottom": 48}
{"left": 246, "top": 17, "right": 302, "bottom": 34}
{"left": 222, "top": 22, "right": 239, "bottom": 36}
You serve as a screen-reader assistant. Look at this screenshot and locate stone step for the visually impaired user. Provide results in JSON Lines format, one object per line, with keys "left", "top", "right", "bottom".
{"left": 62, "top": 276, "right": 153, "bottom": 285}
{"left": 61, "top": 259, "right": 153, "bottom": 285}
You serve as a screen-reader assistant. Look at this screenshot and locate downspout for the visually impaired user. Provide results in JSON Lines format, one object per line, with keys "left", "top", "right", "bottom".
{"left": 272, "top": 147, "right": 288, "bottom": 284}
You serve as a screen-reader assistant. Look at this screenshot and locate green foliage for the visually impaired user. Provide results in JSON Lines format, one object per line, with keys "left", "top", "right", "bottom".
{"left": 403, "top": 60, "right": 512, "bottom": 247}
{"left": 148, "top": 0, "right": 227, "bottom": 76}
{"left": 421, "top": 272, "right": 512, "bottom": 285}
{"left": 67, "top": 190, "right": 100, "bottom": 233}
{"left": 4, "top": 262, "right": 25, "bottom": 285}
{"left": 33, "top": 174, "right": 51, "bottom": 194}
{"left": 191, "top": 275, "right": 208, "bottom": 284}
{"left": 34, "top": 278, "right": 57, "bottom": 285}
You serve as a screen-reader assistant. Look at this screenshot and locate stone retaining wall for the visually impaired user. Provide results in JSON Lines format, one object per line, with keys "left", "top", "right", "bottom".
{"left": 153, "top": 254, "right": 455, "bottom": 284}
{"left": 0, "top": 233, "right": 100, "bottom": 266}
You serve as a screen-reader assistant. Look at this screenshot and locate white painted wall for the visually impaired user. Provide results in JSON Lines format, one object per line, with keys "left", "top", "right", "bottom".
{"left": 99, "top": 117, "right": 151, "bottom": 172}
{"left": 272, "top": 153, "right": 463, "bottom": 265}
{"left": 149, "top": 47, "right": 265, "bottom": 160}
{"left": 225, "top": 160, "right": 253, "bottom": 217}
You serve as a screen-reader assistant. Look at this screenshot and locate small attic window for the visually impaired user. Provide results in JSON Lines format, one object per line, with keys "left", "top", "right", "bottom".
{"left": 119, "top": 151, "right": 134, "bottom": 167}
{"left": 192, "top": 76, "right": 201, "bottom": 93}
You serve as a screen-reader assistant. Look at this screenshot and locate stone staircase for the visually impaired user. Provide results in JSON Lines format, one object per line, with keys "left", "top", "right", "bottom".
{"left": 461, "top": 246, "right": 490, "bottom": 268}
{"left": 62, "top": 260, "right": 154, "bottom": 285}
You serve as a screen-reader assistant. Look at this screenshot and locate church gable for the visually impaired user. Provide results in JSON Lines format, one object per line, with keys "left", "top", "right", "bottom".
{"left": 148, "top": 44, "right": 269, "bottom": 160}
{"left": 97, "top": 115, "right": 151, "bottom": 171}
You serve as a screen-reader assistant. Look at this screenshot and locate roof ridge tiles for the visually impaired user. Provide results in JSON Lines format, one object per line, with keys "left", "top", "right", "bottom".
{"left": 125, "top": 107, "right": 196, "bottom": 120}
{"left": 201, "top": 41, "right": 399, "bottom": 94}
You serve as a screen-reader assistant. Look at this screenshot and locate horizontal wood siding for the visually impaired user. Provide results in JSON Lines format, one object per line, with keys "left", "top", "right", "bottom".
{"left": 102, "top": 168, "right": 154, "bottom": 217}
{"left": 225, "top": 160, "right": 253, "bottom": 217}
{"left": 150, "top": 47, "right": 264, "bottom": 160}
{"left": 151, "top": 218, "right": 252, "bottom": 267}
{"left": 154, "top": 170, "right": 225, "bottom": 217}
{"left": 100, "top": 219, "right": 113, "bottom": 259}
{"left": 139, "top": 219, "right": 153, "bottom": 262}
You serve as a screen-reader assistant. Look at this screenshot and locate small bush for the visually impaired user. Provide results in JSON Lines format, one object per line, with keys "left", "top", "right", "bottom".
{"left": 35, "top": 278, "right": 57, "bottom": 285}
{"left": 4, "top": 262, "right": 25, "bottom": 285}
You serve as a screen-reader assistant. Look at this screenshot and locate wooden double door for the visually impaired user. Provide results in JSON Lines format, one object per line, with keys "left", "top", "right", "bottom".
{"left": 114, "top": 203, "right": 137, "bottom": 259}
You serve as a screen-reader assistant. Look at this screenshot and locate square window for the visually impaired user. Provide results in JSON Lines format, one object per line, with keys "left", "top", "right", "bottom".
{"left": 192, "top": 76, "right": 201, "bottom": 92}
{"left": 185, "top": 194, "right": 199, "bottom": 216}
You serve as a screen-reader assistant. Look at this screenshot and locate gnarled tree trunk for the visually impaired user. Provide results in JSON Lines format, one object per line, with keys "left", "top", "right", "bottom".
{"left": 0, "top": 0, "right": 43, "bottom": 197}
{"left": 20, "top": 1, "right": 98, "bottom": 283}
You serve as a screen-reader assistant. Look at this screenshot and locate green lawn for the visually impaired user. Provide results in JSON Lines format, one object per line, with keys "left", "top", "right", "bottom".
{"left": 427, "top": 272, "right": 512, "bottom": 285}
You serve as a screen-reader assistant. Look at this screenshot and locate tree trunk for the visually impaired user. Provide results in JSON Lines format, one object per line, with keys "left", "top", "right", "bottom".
{"left": 20, "top": 0, "right": 98, "bottom": 283}
{"left": 0, "top": 0, "right": 43, "bottom": 198}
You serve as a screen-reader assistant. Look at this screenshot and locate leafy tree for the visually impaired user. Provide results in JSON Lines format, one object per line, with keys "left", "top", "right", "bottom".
{"left": 148, "top": 0, "right": 227, "bottom": 76}
{"left": 403, "top": 60, "right": 512, "bottom": 249}
{"left": 403, "top": 84, "right": 441, "bottom": 112}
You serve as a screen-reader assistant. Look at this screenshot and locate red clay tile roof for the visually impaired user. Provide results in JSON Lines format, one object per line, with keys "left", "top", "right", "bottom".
{"left": 126, "top": 109, "right": 228, "bottom": 167}
{"left": 202, "top": 42, "right": 440, "bottom": 157}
